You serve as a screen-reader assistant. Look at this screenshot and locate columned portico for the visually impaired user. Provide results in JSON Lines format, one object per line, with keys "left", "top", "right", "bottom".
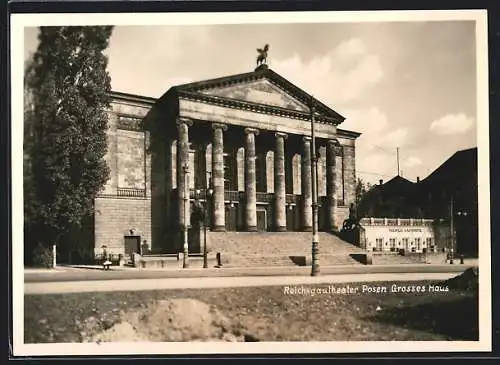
{"left": 212, "top": 123, "right": 227, "bottom": 231}
{"left": 301, "top": 136, "right": 313, "bottom": 231}
{"left": 244, "top": 128, "right": 259, "bottom": 231}
{"left": 274, "top": 132, "right": 287, "bottom": 231}
{"left": 145, "top": 65, "right": 360, "bottom": 254}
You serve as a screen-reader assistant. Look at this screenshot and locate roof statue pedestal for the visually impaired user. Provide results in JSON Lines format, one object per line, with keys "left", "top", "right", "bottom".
{"left": 255, "top": 63, "right": 269, "bottom": 72}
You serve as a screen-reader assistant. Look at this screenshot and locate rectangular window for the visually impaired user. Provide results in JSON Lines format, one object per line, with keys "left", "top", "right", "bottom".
{"left": 255, "top": 153, "right": 265, "bottom": 193}
{"left": 402, "top": 238, "right": 409, "bottom": 250}
{"left": 415, "top": 238, "right": 421, "bottom": 252}
{"left": 223, "top": 153, "right": 234, "bottom": 191}
{"left": 376, "top": 238, "right": 383, "bottom": 251}
{"left": 389, "top": 238, "right": 396, "bottom": 251}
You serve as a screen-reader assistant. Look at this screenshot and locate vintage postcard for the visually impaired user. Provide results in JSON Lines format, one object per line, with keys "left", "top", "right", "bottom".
{"left": 11, "top": 9, "right": 491, "bottom": 356}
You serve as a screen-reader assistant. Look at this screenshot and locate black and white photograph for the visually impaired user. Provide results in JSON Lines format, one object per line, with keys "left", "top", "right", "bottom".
{"left": 11, "top": 9, "right": 491, "bottom": 356}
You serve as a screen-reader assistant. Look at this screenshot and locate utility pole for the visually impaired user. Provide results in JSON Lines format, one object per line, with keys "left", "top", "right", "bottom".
{"left": 397, "top": 147, "right": 400, "bottom": 176}
{"left": 310, "top": 95, "right": 320, "bottom": 276}
{"left": 450, "top": 194, "right": 455, "bottom": 264}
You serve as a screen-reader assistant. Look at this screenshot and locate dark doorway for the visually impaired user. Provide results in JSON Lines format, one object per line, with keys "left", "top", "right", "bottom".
{"left": 286, "top": 205, "right": 298, "bottom": 231}
{"left": 318, "top": 204, "right": 326, "bottom": 231}
{"left": 225, "top": 204, "right": 238, "bottom": 231}
{"left": 257, "top": 209, "right": 267, "bottom": 231}
{"left": 124, "top": 236, "right": 141, "bottom": 260}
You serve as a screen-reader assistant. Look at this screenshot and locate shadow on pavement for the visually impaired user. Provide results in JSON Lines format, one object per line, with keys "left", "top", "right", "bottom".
{"left": 60, "top": 265, "right": 113, "bottom": 271}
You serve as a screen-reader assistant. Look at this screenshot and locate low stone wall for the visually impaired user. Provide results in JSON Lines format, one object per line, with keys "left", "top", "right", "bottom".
{"left": 366, "top": 251, "right": 447, "bottom": 265}
{"left": 134, "top": 254, "right": 219, "bottom": 269}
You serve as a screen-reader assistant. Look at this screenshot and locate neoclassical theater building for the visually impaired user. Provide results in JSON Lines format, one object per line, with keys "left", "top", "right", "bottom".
{"left": 95, "top": 64, "right": 360, "bottom": 257}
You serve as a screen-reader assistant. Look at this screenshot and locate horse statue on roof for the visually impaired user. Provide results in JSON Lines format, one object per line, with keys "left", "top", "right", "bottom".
{"left": 256, "top": 44, "right": 269, "bottom": 66}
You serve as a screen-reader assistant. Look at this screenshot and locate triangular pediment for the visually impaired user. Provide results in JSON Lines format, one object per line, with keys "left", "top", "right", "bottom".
{"left": 198, "top": 78, "right": 309, "bottom": 112}
{"left": 171, "top": 68, "right": 346, "bottom": 124}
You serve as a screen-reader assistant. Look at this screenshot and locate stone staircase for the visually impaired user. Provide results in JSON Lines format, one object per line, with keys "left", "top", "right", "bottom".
{"left": 206, "top": 231, "right": 365, "bottom": 268}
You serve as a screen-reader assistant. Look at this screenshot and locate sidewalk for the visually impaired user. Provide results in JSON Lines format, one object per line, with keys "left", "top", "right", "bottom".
{"left": 24, "top": 257, "right": 479, "bottom": 275}
{"left": 25, "top": 262, "right": 478, "bottom": 273}
{"left": 24, "top": 262, "right": 477, "bottom": 286}
{"left": 25, "top": 271, "right": 460, "bottom": 295}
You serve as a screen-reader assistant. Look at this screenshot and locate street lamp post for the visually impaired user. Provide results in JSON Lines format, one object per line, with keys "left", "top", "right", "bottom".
{"left": 198, "top": 173, "right": 214, "bottom": 269}
{"left": 182, "top": 163, "right": 190, "bottom": 269}
{"left": 456, "top": 210, "right": 468, "bottom": 264}
{"left": 450, "top": 195, "right": 454, "bottom": 265}
{"left": 449, "top": 195, "right": 468, "bottom": 265}
{"left": 310, "top": 95, "right": 320, "bottom": 276}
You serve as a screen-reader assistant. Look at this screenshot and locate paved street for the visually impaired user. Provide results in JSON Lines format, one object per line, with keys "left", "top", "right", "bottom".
{"left": 25, "top": 271, "right": 459, "bottom": 295}
{"left": 24, "top": 263, "right": 476, "bottom": 283}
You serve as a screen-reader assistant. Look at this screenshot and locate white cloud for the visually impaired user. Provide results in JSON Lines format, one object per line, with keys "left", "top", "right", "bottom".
{"left": 334, "top": 38, "right": 367, "bottom": 60}
{"left": 429, "top": 113, "right": 475, "bottom": 135}
{"left": 403, "top": 156, "right": 422, "bottom": 168}
{"left": 341, "top": 108, "right": 399, "bottom": 184}
{"left": 360, "top": 153, "right": 385, "bottom": 170}
{"left": 356, "top": 151, "right": 397, "bottom": 184}
{"left": 341, "top": 107, "right": 388, "bottom": 135}
{"left": 341, "top": 54, "right": 383, "bottom": 102}
{"left": 271, "top": 37, "right": 384, "bottom": 104}
{"left": 381, "top": 128, "right": 409, "bottom": 148}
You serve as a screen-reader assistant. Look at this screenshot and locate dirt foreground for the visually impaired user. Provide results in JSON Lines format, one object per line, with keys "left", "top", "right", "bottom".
{"left": 84, "top": 298, "right": 256, "bottom": 343}
{"left": 25, "top": 275, "right": 479, "bottom": 343}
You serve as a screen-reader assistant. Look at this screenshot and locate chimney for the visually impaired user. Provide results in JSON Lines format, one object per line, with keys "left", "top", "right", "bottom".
{"left": 417, "top": 176, "right": 420, "bottom": 183}
{"left": 379, "top": 179, "right": 383, "bottom": 185}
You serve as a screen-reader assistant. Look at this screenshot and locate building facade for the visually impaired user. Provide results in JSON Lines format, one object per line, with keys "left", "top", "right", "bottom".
{"left": 94, "top": 66, "right": 360, "bottom": 257}
{"left": 358, "top": 217, "right": 446, "bottom": 253}
{"left": 356, "top": 148, "right": 478, "bottom": 256}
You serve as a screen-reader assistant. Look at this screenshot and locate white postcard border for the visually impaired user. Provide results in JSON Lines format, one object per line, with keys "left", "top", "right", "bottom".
{"left": 11, "top": 9, "right": 491, "bottom": 356}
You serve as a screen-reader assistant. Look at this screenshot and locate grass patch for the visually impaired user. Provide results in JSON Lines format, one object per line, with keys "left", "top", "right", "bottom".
{"left": 24, "top": 280, "right": 478, "bottom": 343}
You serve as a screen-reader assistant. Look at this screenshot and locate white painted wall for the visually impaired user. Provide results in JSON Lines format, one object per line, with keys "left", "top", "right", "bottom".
{"left": 360, "top": 218, "right": 438, "bottom": 253}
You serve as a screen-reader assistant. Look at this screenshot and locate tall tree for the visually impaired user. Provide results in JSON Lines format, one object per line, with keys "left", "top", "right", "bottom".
{"left": 26, "top": 26, "right": 113, "bottom": 259}
{"left": 355, "top": 178, "right": 371, "bottom": 210}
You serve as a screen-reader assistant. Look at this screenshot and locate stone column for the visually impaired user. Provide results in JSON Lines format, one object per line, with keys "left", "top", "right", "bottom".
{"left": 244, "top": 128, "right": 259, "bottom": 231}
{"left": 176, "top": 118, "right": 192, "bottom": 238}
{"left": 326, "top": 139, "right": 339, "bottom": 231}
{"left": 212, "top": 123, "right": 227, "bottom": 232}
{"left": 274, "top": 132, "right": 287, "bottom": 231}
{"left": 301, "top": 136, "right": 313, "bottom": 231}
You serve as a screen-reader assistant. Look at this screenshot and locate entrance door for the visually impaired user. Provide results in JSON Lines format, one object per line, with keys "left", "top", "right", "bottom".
{"left": 318, "top": 201, "right": 327, "bottom": 231}
{"left": 124, "top": 236, "right": 141, "bottom": 260}
{"left": 286, "top": 206, "right": 296, "bottom": 231}
{"left": 225, "top": 205, "right": 238, "bottom": 231}
{"left": 257, "top": 209, "right": 267, "bottom": 231}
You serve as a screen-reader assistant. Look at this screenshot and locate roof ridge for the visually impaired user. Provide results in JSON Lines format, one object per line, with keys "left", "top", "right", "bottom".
{"left": 170, "top": 67, "right": 345, "bottom": 122}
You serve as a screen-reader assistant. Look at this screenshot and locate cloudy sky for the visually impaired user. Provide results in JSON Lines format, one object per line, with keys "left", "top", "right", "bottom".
{"left": 23, "top": 20, "right": 478, "bottom": 185}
